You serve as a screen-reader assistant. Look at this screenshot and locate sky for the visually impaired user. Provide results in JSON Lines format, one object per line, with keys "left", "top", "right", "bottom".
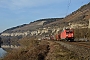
{"left": 0, "top": 0, "right": 90, "bottom": 32}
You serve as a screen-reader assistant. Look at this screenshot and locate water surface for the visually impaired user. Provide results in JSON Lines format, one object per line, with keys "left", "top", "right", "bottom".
{"left": 0, "top": 48, "right": 6, "bottom": 57}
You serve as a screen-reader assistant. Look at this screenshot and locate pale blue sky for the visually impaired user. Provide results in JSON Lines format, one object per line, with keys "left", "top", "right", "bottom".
{"left": 0, "top": 0, "right": 90, "bottom": 32}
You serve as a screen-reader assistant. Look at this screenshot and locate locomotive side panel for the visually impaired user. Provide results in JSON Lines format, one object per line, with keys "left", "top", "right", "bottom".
{"left": 60, "top": 30, "right": 67, "bottom": 39}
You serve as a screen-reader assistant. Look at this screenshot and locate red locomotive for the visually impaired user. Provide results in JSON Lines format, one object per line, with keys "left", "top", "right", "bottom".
{"left": 61, "top": 28, "right": 74, "bottom": 41}
{"left": 55, "top": 28, "right": 74, "bottom": 41}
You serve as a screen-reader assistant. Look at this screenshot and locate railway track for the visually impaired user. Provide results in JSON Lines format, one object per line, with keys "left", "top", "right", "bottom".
{"left": 66, "top": 42, "right": 90, "bottom": 49}
{"left": 55, "top": 41, "right": 90, "bottom": 59}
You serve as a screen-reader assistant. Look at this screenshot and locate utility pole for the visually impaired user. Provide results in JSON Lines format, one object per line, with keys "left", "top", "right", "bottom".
{"left": 88, "top": 19, "right": 90, "bottom": 28}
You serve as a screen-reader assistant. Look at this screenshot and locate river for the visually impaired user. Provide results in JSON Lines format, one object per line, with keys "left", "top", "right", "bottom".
{"left": 0, "top": 48, "right": 6, "bottom": 58}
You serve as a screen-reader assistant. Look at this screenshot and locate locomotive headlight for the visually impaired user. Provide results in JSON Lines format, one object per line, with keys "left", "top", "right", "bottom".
{"left": 66, "top": 35, "right": 68, "bottom": 36}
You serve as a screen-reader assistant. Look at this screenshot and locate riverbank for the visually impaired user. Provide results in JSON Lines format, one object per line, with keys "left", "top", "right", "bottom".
{"left": 2, "top": 37, "right": 82, "bottom": 60}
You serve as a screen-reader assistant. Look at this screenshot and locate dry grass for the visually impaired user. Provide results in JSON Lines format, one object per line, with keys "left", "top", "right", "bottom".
{"left": 45, "top": 41, "right": 80, "bottom": 60}
{"left": 3, "top": 37, "right": 50, "bottom": 60}
{"left": 2, "top": 37, "right": 82, "bottom": 60}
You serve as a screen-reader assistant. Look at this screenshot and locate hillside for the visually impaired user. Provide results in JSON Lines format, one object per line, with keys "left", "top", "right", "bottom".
{"left": 44, "top": 2, "right": 90, "bottom": 28}
{"left": 2, "top": 18, "right": 63, "bottom": 33}
{"left": 0, "top": 2, "right": 90, "bottom": 40}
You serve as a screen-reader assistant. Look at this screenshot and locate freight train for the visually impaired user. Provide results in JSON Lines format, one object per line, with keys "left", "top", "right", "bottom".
{"left": 50, "top": 28, "right": 74, "bottom": 41}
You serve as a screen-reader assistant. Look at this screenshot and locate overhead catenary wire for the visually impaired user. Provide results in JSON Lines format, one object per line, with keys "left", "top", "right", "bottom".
{"left": 66, "top": 0, "right": 71, "bottom": 16}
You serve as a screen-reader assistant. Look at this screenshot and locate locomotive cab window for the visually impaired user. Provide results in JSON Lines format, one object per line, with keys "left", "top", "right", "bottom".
{"left": 70, "top": 30, "right": 73, "bottom": 33}
{"left": 70, "top": 31, "right": 73, "bottom": 33}
{"left": 66, "top": 31, "right": 69, "bottom": 34}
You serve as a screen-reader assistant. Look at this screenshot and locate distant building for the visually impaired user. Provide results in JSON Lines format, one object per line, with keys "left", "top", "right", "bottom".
{"left": 68, "top": 22, "right": 87, "bottom": 29}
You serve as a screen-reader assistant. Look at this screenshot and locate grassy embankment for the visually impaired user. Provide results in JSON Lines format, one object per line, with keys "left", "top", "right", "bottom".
{"left": 2, "top": 37, "right": 81, "bottom": 60}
